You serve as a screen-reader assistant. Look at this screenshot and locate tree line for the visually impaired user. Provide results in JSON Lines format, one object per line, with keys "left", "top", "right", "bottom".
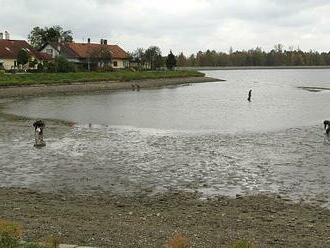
{"left": 26, "top": 25, "right": 177, "bottom": 71}
{"left": 128, "top": 47, "right": 176, "bottom": 70}
{"left": 176, "top": 45, "right": 330, "bottom": 67}
{"left": 26, "top": 25, "right": 330, "bottom": 69}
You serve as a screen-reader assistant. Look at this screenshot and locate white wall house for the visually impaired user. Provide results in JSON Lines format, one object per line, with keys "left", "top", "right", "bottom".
{"left": 0, "top": 34, "right": 51, "bottom": 71}
{"left": 40, "top": 40, "right": 129, "bottom": 70}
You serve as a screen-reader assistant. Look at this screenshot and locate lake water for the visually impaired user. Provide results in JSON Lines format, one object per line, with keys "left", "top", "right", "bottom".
{"left": 1, "top": 69, "right": 330, "bottom": 206}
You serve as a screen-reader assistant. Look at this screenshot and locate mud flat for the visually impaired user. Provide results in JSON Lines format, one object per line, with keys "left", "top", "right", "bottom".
{"left": 0, "top": 76, "right": 221, "bottom": 98}
{"left": 0, "top": 188, "right": 329, "bottom": 248}
{"left": 298, "top": 86, "right": 330, "bottom": 92}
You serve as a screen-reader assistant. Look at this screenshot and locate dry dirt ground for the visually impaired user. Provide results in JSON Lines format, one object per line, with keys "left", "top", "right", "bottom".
{"left": 0, "top": 188, "right": 329, "bottom": 248}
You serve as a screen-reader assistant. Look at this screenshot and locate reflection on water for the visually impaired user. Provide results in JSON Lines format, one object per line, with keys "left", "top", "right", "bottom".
{"left": 1, "top": 69, "right": 330, "bottom": 207}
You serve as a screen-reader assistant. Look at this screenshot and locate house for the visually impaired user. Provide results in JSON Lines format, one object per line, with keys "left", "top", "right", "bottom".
{"left": 40, "top": 39, "right": 129, "bottom": 70}
{"left": 0, "top": 31, "right": 52, "bottom": 70}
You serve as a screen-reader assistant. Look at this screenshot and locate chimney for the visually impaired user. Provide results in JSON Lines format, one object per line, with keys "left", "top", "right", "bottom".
{"left": 87, "top": 38, "right": 91, "bottom": 43}
{"left": 0, "top": 33, "right": 3, "bottom": 40}
{"left": 4, "top": 31, "right": 9, "bottom": 40}
{"left": 104, "top": 39, "right": 107, "bottom": 45}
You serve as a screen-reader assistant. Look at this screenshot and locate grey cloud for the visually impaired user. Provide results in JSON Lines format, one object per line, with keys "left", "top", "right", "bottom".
{"left": 1, "top": 0, "right": 330, "bottom": 54}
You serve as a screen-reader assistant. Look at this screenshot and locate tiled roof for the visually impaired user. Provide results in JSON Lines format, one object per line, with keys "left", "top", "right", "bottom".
{"left": 66, "top": 42, "right": 129, "bottom": 60}
{"left": 0, "top": 39, "right": 51, "bottom": 60}
{"left": 47, "top": 42, "right": 79, "bottom": 59}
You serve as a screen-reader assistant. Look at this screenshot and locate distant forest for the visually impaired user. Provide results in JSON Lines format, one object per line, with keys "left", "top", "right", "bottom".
{"left": 176, "top": 44, "right": 330, "bottom": 67}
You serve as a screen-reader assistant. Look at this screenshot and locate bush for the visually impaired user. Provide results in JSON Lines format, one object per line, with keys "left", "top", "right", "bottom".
{"left": 0, "top": 219, "right": 22, "bottom": 248}
{"left": 167, "top": 233, "right": 189, "bottom": 248}
{"left": 0, "top": 220, "right": 49, "bottom": 248}
{"left": 45, "top": 62, "right": 56, "bottom": 73}
{"left": 43, "top": 57, "right": 76, "bottom": 73}
{"left": 37, "top": 63, "right": 44, "bottom": 72}
{"left": 29, "top": 59, "right": 38, "bottom": 69}
{"left": 230, "top": 240, "right": 256, "bottom": 248}
{"left": 96, "top": 65, "right": 114, "bottom": 72}
{"left": 55, "top": 56, "right": 76, "bottom": 73}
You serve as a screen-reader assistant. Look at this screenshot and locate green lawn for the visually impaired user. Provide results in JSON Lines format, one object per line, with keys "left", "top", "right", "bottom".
{"left": 0, "top": 70, "right": 205, "bottom": 86}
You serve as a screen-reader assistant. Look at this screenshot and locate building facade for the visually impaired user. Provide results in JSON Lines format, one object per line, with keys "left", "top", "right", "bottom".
{"left": 0, "top": 33, "right": 51, "bottom": 70}
{"left": 40, "top": 39, "right": 129, "bottom": 70}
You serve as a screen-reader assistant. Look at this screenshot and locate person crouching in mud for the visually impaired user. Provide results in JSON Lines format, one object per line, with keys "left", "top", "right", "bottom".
{"left": 33, "top": 120, "right": 46, "bottom": 147}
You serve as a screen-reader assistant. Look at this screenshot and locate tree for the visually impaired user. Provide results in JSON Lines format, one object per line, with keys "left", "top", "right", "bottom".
{"left": 17, "top": 49, "right": 29, "bottom": 67}
{"left": 29, "top": 58, "right": 38, "bottom": 69}
{"left": 145, "top": 46, "right": 162, "bottom": 70}
{"left": 89, "top": 45, "right": 113, "bottom": 70}
{"left": 166, "top": 50, "right": 177, "bottom": 70}
{"left": 28, "top": 25, "right": 73, "bottom": 49}
{"left": 176, "top": 52, "right": 187, "bottom": 67}
{"left": 154, "top": 54, "right": 164, "bottom": 70}
{"left": 131, "top": 48, "right": 146, "bottom": 69}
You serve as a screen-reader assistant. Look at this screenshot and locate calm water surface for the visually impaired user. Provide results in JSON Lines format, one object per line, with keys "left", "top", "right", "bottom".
{"left": 1, "top": 69, "right": 330, "bottom": 206}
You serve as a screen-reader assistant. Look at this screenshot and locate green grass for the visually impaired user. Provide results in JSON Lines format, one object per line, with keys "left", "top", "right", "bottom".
{"left": 0, "top": 70, "right": 205, "bottom": 87}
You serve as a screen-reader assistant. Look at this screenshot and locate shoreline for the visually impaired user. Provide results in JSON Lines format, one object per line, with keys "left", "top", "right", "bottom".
{"left": 1, "top": 75, "right": 329, "bottom": 247}
{"left": 0, "top": 76, "right": 221, "bottom": 98}
{"left": 178, "top": 65, "right": 330, "bottom": 70}
{"left": 0, "top": 187, "right": 329, "bottom": 248}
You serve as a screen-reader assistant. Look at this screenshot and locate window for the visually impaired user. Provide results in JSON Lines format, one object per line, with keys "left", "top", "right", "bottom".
{"left": 46, "top": 49, "right": 53, "bottom": 55}
{"left": 113, "top": 61, "right": 118, "bottom": 67}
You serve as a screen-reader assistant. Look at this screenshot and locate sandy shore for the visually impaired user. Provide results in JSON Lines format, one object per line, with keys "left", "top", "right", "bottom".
{"left": 0, "top": 188, "right": 329, "bottom": 248}
{"left": 0, "top": 76, "right": 221, "bottom": 98}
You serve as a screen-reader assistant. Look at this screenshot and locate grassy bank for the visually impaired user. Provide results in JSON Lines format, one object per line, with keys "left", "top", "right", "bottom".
{"left": 0, "top": 70, "right": 204, "bottom": 87}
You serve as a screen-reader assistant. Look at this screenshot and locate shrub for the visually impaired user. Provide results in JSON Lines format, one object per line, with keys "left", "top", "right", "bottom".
{"left": 230, "top": 240, "right": 256, "bottom": 248}
{"left": 45, "top": 62, "right": 56, "bottom": 73}
{"left": 44, "top": 235, "right": 60, "bottom": 248}
{"left": 0, "top": 220, "right": 49, "bottom": 248}
{"left": 55, "top": 56, "right": 76, "bottom": 73}
{"left": 29, "top": 59, "right": 38, "bottom": 69}
{"left": 37, "top": 63, "right": 44, "bottom": 72}
{"left": 0, "top": 219, "right": 22, "bottom": 248}
{"left": 96, "top": 65, "right": 114, "bottom": 72}
{"left": 167, "top": 233, "right": 189, "bottom": 248}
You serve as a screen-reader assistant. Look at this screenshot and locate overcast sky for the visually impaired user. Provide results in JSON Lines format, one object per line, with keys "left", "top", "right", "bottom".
{"left": 1, "top": 0, "right": 330, "bottom": 55}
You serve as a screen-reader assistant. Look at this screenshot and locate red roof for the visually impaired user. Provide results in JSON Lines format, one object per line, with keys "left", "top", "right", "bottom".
{"left": 66, "top": 42, "right": 129, "bottom": 60}
{"left": 0, "top": 39, "right": 51, "bottom": 60}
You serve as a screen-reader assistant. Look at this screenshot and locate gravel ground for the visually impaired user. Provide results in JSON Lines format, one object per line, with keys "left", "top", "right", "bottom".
{"left": 0, "top": 188, "right": 329, "bottom": 248}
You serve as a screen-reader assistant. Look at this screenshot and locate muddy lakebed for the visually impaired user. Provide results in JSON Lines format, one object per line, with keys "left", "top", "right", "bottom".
{"left": 1, "top": 69, "right": 330, "bottom": 208}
